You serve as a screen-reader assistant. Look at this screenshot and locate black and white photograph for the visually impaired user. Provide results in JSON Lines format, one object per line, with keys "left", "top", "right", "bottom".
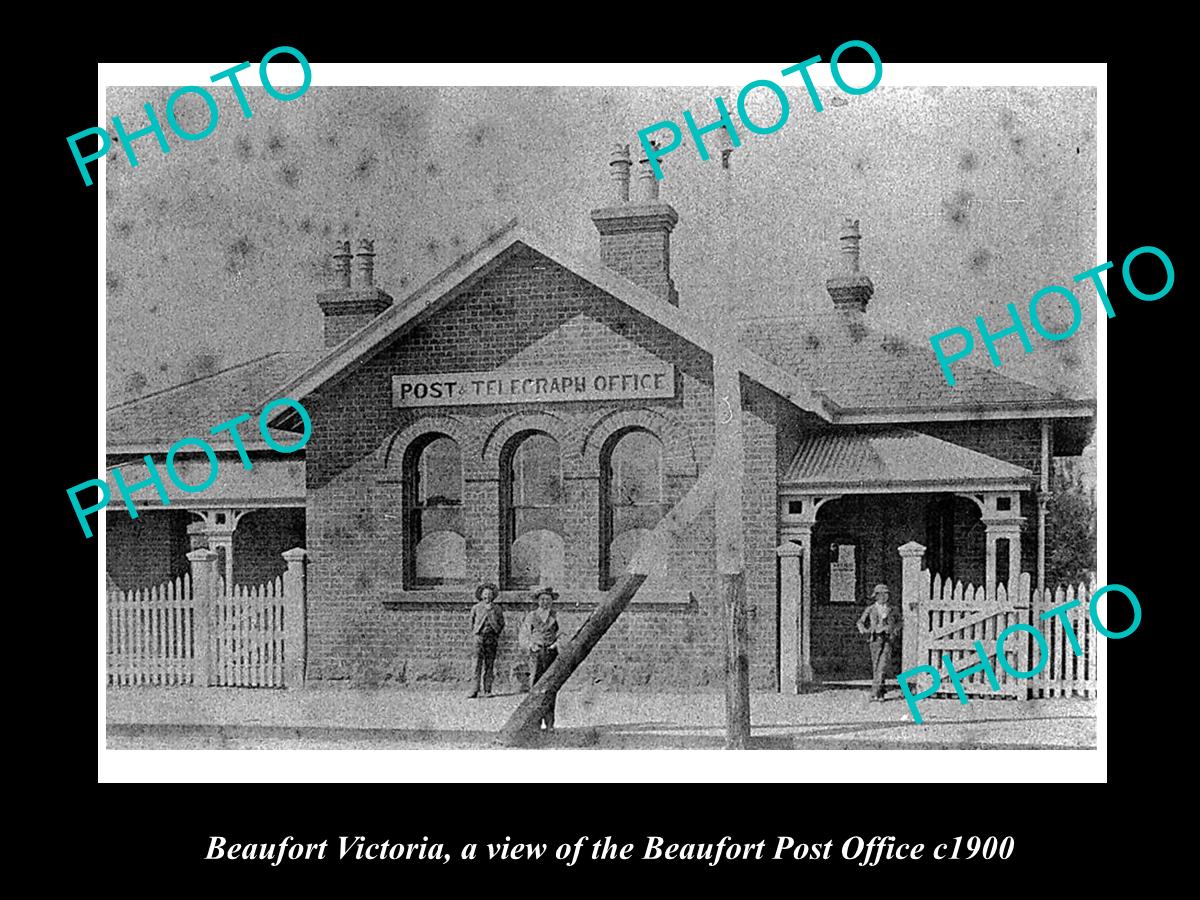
{"left": 96, "top": 65, "right": 1101, "bottom": 763}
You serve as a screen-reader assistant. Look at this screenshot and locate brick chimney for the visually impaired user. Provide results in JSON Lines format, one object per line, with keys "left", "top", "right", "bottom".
{"left": 825, "top": 218, "right": 874, "bottom": 313}
{"left": 316, "top": 238, "right": 394, "bottom": 347}
{"left": 590, "top": 142, "right": 680, "bottom": 306}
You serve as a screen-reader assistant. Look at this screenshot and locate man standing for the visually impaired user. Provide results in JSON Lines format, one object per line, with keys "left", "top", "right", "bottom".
{"left": 468, "top": 582, "right": 504, "bottom": 699}
{"left": 856, "top": 583, "right": 901, "bottom": 702}
{"left": 520, "top": 587, "right": 561, "bottom": 731}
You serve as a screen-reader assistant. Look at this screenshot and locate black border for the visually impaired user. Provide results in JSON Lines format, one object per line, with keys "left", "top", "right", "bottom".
{"left": 43, "top": 16, "right": 1179, "bottom": 885}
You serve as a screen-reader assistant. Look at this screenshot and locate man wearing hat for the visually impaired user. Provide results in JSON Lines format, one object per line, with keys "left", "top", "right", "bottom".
{"left": 520, "top": 586, "right": 561, "bottom": 731}
{"left": 467, "top": 582, "right": 505, "bottom": 699}
{"left": 856, "top": 583, "right": 902, "bottom": 701}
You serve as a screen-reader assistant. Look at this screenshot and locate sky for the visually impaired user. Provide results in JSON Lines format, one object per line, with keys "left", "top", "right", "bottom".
{"left": 104, "top": 84, "right": 1097, "bottom": 405}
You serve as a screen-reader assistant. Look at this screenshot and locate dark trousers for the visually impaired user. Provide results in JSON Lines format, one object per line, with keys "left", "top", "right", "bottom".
{"left": 530, "top": 647, "right": 558, "bottom": 728}
{"left": 472, "top": 635, "right": 499, "bottom": 694}
{"left": 869, "top": 637, "right": 895, "bottom": 698}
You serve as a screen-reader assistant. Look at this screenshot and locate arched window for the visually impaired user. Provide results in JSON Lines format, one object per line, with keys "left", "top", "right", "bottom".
{"left": 601, "top": 429, "right": 664, "bottom": 588}
{"left": 502, "top": 432, "right": 564, "bottom": 589}
{"left": 404, "top": 434, "right": 465, "bottom": 588}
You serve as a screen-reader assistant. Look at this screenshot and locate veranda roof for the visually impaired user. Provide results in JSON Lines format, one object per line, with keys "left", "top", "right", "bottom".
{"left": 783, "top": 427, "right": 1034, "bottom": 492}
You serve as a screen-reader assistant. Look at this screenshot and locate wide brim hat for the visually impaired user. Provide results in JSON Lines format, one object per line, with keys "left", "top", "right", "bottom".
{"left": 475, "top": 582, "right": 500, "bottom": 601}
{"left": 871, "top": 583, "right": 890, "bottom": 597}
{"left": 530, "top": 585, "right": 560, "bottom": 603}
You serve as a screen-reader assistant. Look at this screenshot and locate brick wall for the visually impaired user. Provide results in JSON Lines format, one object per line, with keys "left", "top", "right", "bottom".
{"left": 325, "top": 313, "right": 378, "bottom": 348}
{"left": 303, "top": 245, "right": 781, "bottom": 690}
{"left": 742, "top": 380, "right": 781, "bottom": 690}
{"left": 598, "top": 229, "right": 675, "bottom": 304}
{"left": 592, "top": 207, "right": 679, "bottom": 305}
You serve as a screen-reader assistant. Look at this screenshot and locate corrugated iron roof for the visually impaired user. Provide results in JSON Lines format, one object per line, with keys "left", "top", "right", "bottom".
{"left": 784, "top": 427, "right": 1033, "bottom": 487}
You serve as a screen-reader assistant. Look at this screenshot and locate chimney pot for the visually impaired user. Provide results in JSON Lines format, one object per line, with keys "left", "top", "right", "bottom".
{"left": 316, "top": 236, "right": 393, "bottom": 347}
{"left": 609, "top": 143, "right": 632, "bottom": 202}
{"left": 590, "top": 137, "right": 680, "bottom": 305}
{"left": 353, "top": 238, "right": 375, "bottom": 287}
{"left": 332, "top": 240, "right": 352, "bottom": 287}
{"left": 637, "top": 141, "right": 661, "bottom": 201}
{"left": 713, "top": 128, "right": 735, "bottom": 171}
{"left": 825, "top": 217, "right": 874, "bottom": 313}
{"left": 838, "top": 217, "right": 862, "bottom": 274}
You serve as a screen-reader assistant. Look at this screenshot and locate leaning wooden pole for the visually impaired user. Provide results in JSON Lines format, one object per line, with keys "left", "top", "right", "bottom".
{"left": 714, "top": 135, "right": 751, "bottom": 749}
{"left": 496, "top": 572, "right": 647, "bottom": 746}
{"left": 497, "top": 465, "right": 720, "bottom": 747}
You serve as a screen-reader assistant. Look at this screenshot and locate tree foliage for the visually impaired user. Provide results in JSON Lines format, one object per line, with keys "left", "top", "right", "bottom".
{"left": 1046, "top": 460, "right": 1097, "bottom": 586}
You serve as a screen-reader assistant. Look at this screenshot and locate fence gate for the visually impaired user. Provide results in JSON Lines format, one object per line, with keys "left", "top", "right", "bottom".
{"left": 916, "top": 573, "right": 1031, "bottom": 699}
{"left": 211, "top": 579, "right": 287, "bottom": 688}
{"left": 900, "top": 542, "right": 1098, "bottom": 701}
{"left": 106, "top": 547, "right": 307, "bottom": 689}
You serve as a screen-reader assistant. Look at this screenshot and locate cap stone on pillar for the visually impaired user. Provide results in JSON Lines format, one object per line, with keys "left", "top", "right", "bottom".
{"left": 825, "top": 218, "right": 875, "bottom": 313}
{"left": 590, "top": 140, "right": 680, "bottom": 306}
{"left": 316, "top": 237, "right": 394, "bottom": 347}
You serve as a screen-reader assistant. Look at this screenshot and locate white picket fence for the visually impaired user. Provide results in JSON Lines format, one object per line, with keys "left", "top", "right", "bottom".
{"left": 211, "top": 579, "right": 287, "bottom": 688}
{"left": 107, "top": 576, "right": 197, "bottom": 686}
{"left": 1028, "top": 581, "right": 1099, "bottom": 699}
{"left": 902, "top": 546, "right": 1099, "bottom": 701}
{"left": 106, "top": 548, "right": 307, "bottom": 689}
{"left": 912, "top": 573, "right": 1031, "bottom": 699}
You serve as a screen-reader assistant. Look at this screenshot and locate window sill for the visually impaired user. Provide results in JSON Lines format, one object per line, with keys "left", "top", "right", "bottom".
{"left": 380, "top": 587, "right": 695, "bottom": 608}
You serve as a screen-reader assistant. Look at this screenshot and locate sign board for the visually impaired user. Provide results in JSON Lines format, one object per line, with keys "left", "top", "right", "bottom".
{"left": 392, "top": 365, "right": 675, "bottom": 408}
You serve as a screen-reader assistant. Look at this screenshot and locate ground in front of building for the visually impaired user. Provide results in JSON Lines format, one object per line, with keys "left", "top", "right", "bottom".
{"left": 105, "top": 685, "right": 1095, "bottom": 750}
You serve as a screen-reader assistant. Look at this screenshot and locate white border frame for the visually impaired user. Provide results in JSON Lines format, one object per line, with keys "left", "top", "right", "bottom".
{"left": 97, "top": 60, "right": 1106, "bottom": 783}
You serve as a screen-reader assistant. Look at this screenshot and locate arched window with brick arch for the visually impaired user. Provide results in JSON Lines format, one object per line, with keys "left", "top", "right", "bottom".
{"left": 601, "top": 428, "right": 665, "bottom": 588}
{"left": 404, "top": 434, "right": 466, "bottom": 588}
{"left": 502, "top": 431, "right": 565, "bottom": 589}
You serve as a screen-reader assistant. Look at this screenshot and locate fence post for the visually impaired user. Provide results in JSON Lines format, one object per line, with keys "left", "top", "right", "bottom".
{"left": 187, "top": 548, "right": 219, "bottom": 687}
{"left": 898, "top": 541, "right": 927, "bottom": 674}
{"left": 282, "top": 548, "right": 308, "bottom": 689}
{"left": 1014, "top": 571, "right": 1032, "bottom": 698}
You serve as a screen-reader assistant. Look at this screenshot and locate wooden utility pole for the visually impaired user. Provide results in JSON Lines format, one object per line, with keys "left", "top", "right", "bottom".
{"left": 497, "top": 465, "right": 721, "bottom": 747}
{"left": 714, "top": 133, "right": 751, "bottom": 749}
{"left": 496, "top": 572, "right": 647, "bottom": 745}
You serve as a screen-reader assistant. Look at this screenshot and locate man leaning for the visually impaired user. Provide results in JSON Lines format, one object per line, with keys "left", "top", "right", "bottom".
{"left": 856, "top": 583, "right": 901, "bottom": 702}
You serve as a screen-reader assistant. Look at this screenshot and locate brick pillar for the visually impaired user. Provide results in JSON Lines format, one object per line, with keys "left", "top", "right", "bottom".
{"left": 789, "top": 525, "right": 816, "bottom": 687}
{"left": 282, "top": 547, "right": 308, "bottom": 689}
{"left": 466, "top": 477, "right": 500, "bottom": 587}
{"left": 186, "top": 548, "right": 219, "bottom": 686}
{"left": 898, "top": 541, "right": 927, "bottom": 673}
{"left": 567, "top": 476, "right": 600, "bottom": 590}
{"left": 776, "top": 541, "right": 803, "bottom": 694}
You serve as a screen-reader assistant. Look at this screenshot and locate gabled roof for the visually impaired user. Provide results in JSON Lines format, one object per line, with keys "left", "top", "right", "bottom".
{"left": 107, "top": 351, "right": 324, "bottom": 451}
{"left": 784, "top": 427, "right": 1033, "bottom": 492}
{"left": 269, "top": 220, "right": 839, "bottom": 429}
{"left": 269, "top": 219, "right": 1093, "bottom": 433}
{"left": 740, "top": 312, "right": 1094, "bottom": 424}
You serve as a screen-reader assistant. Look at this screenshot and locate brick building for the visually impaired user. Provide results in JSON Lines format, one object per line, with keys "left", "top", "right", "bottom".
{"left": 106, "top": 151, "right": 1093, "bottom": 692}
